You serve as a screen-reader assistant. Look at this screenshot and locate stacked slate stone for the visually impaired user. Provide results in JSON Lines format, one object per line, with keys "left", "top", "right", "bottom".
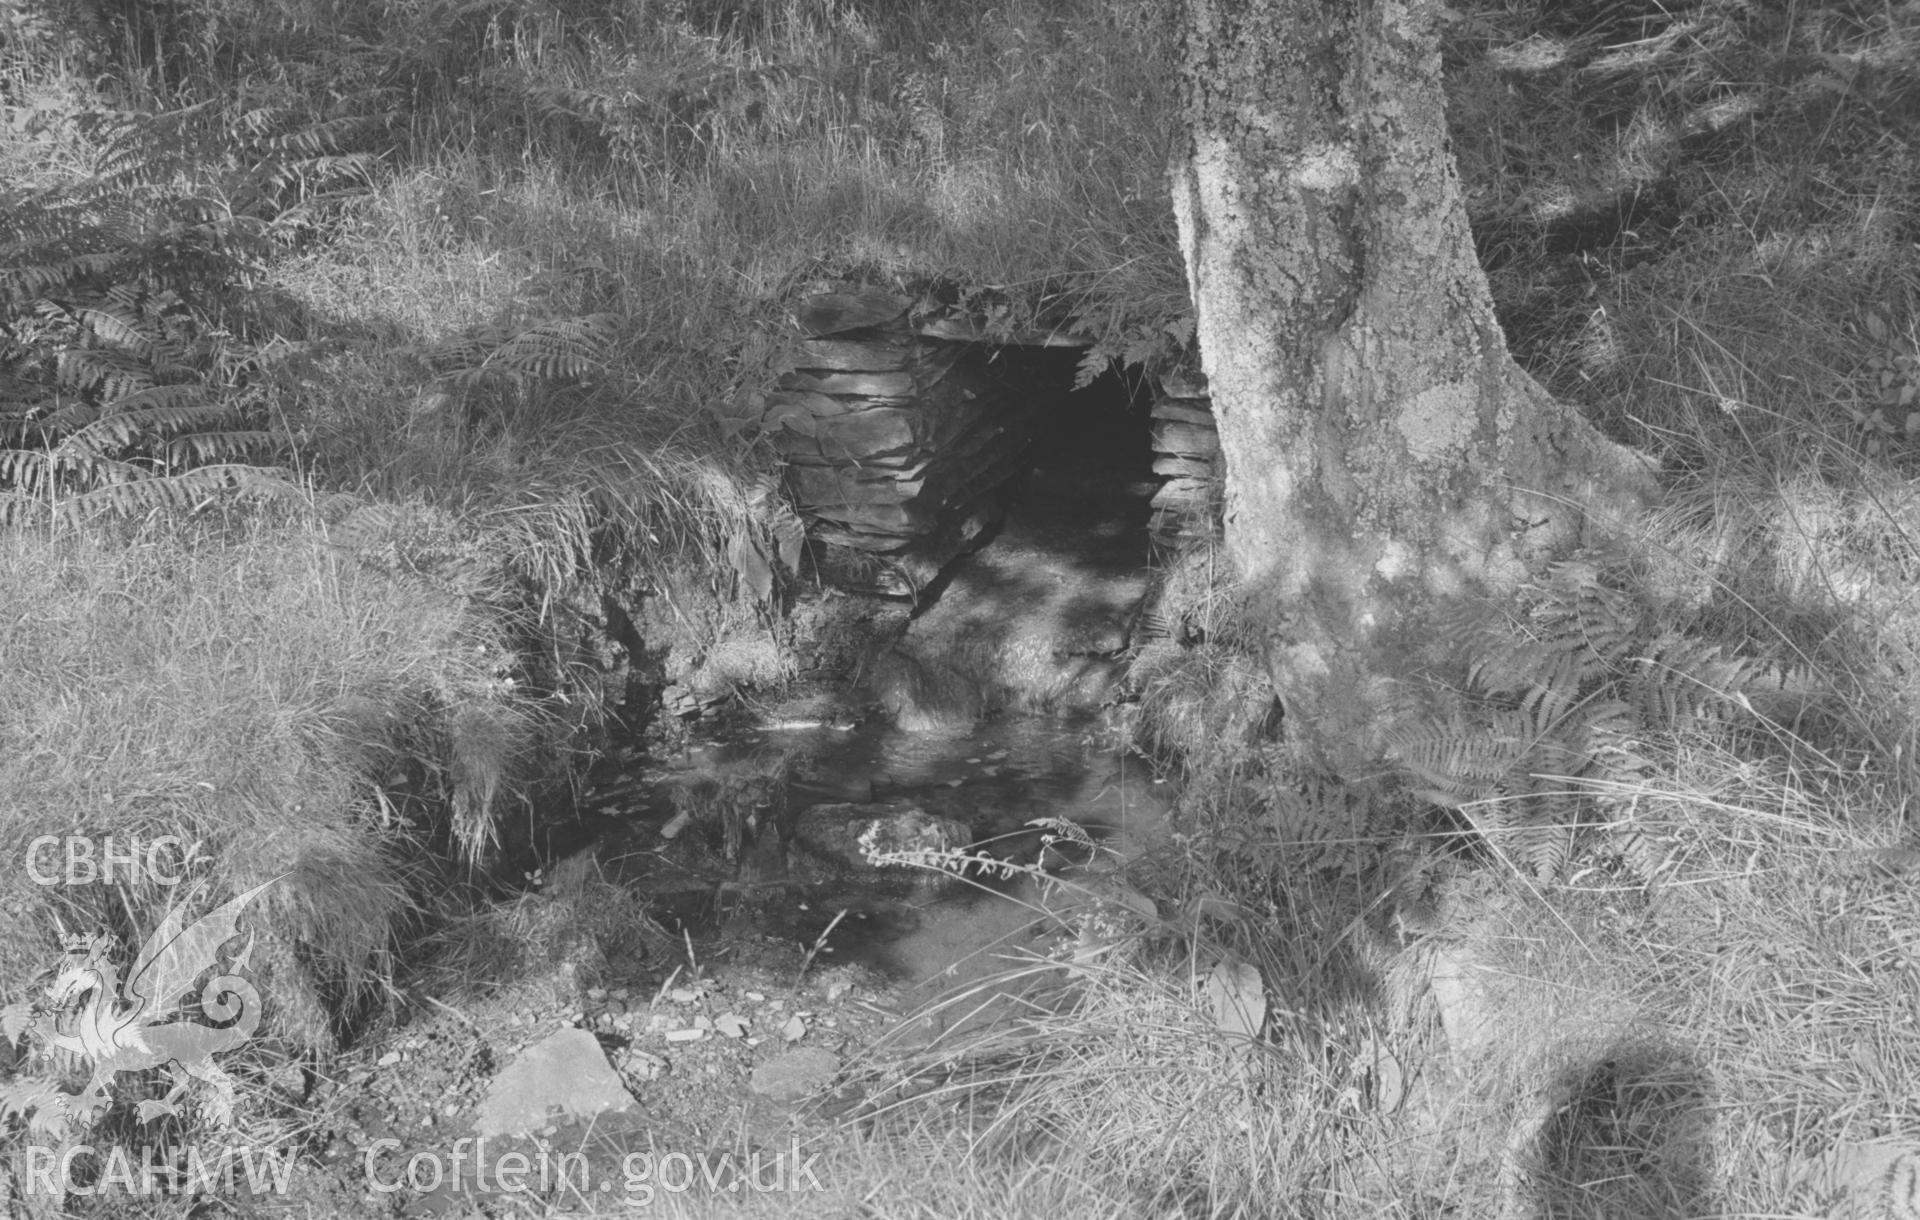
{"left": 1147, "top": 367, "right": 1222, "bottom": 547}
{"left": 769, "top": 289, "right": 1039, "bottom": 597}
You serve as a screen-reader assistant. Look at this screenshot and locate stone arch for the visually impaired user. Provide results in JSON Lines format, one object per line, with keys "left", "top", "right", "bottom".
{"left": 759, "top": 285, "right": 1224, "bottom": 596}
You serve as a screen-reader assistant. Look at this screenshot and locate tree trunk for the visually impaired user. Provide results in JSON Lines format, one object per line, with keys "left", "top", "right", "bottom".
{"left": 1172, "top": 0, "right": 1653, "bottom": 775}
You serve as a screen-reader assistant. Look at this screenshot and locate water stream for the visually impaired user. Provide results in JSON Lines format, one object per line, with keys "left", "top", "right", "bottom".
{"left": 564, "top": 370, "right": 1168, "bottom": 1026}
{"left": 615, "top": 715, "right": 1166, "bottom": 953}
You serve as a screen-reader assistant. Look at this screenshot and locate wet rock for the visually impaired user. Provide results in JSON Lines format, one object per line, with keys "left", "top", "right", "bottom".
{"left": 879, "top": 631, "right": 1126, "bottom": 729}
{"left": 472, "top": 1027, "right": 639, "bottom": 1138}
{"left": 790, "top": 803, "right": 971, "bottom": 880}
{"left": 869, "top": 648, "right": 986, "bottom": 732}
{"left": 749, "top": 1047, "right": 841, "bottom": 1102}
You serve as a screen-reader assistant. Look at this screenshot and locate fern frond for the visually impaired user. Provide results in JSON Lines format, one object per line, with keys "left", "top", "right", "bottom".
{"left": 1, "top": 94, "right": 314, "bottom": 522}
{"left": 76, "top": 305, "right": 159, "bottom": 358}
{"left": 0, "top": 490, "right": 47, "bottom": 527}
{"left": 1387, "top": 705, "right": 1527, "bottom": 797}
{"left": 0, "top": 449, "right": 56, "bottom": 495}
{"left": 0, "top": 251, "right": 127, "bottom": 304}
{"left": 1392, "top": 554, "right": 1782, "bottom": 877}
{"left": 1465, "top": 632, "right": 1555, "bottom": 697}
{"left": 264, "top": 113, "right": 373, "bottom": 156}
{"left": 53, "top": 389, "right": 223, "bottom": 460}
{"left": 1074, "top": 345, "right": 1110, "bottom": 391}
{"left": 87, "top": 100, "right": 220, "bottom": 187}
{"left": 92, "top": 382, "right": 212, "bottom": 417}
{"left": 1509, "top": 816, "right": 1575, "bottom": 880}
{"left": 254, "top": 152, "right": 375, "bottom": 201}
{"left": 498, "top": 313, "right": 617, "bottom": 380}
{"left": 1514, "top": 652, "right": 1593, "bottom": 724}
{"left": 412, "top": 322, "right": 511, "bottom": 374}
{"left": 163, "top": 430, "right": 278, "bottom": 466}
{"left": 51, "top": 463, "right": 295, "bottom": 525}
{"left": 0, "top": 391, "right": 64, "bottom": 441}
{"left": 0, "top": 190, "right": 97, "bottom": 249}
{"left": 463, "top": 313, "right": 620, "bottom": 383}
{"left": 1629, "top": 632, "right": 1761, "bottom": 725}
{"left": 1261, "top": 763, "right": 1375, "bottom": 874}
{"left": 56, "top": 347, "right": 153, "bottom": 396}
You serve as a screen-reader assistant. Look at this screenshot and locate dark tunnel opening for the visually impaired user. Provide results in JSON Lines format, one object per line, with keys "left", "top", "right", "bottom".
{"left": 900, "top": 347, "right": 1157, "bottom": 613}
{"left": 999, "top": 350, "right": 1158, "bottom": 546}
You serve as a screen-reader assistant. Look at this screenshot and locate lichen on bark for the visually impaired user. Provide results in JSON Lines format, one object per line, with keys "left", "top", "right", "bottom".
{"left": 1173, "top": 0, "right": 1654, "bottom": 774}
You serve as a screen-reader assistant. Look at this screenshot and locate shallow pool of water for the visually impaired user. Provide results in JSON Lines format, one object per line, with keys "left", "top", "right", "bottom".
{"left": 573, "top": 710, "right": 1171, "bottom": 990}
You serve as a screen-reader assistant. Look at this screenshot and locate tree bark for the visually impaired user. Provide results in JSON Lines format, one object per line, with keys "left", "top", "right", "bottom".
{"left": 1172, "top": 0, "right": 1653, "bottom": 775}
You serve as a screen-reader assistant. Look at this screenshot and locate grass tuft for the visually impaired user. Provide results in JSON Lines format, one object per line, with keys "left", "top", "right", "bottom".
{"left": 0, "top": 513, "right": 554, "bottom": 1043}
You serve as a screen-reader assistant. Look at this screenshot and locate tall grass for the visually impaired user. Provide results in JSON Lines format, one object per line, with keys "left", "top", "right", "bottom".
{"left": 5, "top": 0, "right": 1189, "bottom": 656}
{"left": 0, "top": 514, "right": 552, "bottom": 1043}
{"left": 245, "top": 0, "right": 1188, "bottom": 660}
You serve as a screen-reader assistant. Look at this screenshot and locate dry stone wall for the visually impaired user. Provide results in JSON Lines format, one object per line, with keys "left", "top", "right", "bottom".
{"left": 1146, "top": 367, "right": 1220, "bottom": 547}
{"left": 764, "top": 288, "right": 1222, "bottom": 594}
{"left": 768, "top": 290, "right": 1050, "bottom": 597}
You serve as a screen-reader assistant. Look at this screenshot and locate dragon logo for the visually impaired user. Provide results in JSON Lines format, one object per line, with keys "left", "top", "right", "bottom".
{"left": 2, "top": 877, "right": 279, "bottom": 1133}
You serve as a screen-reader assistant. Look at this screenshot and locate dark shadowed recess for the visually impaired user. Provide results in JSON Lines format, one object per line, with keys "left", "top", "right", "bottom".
{"left": 910, "top": 350, "right": 1157, "bottom": 611}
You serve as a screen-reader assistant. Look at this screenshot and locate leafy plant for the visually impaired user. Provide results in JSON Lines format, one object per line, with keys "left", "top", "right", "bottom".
{"left": 1384, "top": 558, "right": 1784, "bottom": 879}
{"left": 1072, "top": 311, "right": 1196, "bottom": 391}
{"left": 726, "top": 475, "right": 806, "bottom": 610}
{"left": 1846, "top": 311, "right": 1920, "bottom": 459}
{"left": 0, "top": 99, "right": 374, "bottom": 526}
{"left": 1257, "top": 764, "right": 1387, "bottom": 878}
{"left": 406, "top": 311, "right": 622, "bottom": 406}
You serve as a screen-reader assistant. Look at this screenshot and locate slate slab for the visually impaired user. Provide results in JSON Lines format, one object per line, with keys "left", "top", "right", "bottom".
{"left": 472, "top": 1026, "right": 639, "bottom": 1138}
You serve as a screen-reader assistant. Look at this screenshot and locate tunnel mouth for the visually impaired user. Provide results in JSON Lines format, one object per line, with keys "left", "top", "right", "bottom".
{"left": 1010, "top": 354, "right": 1159, "bottom": 525}
{"left": 866, "top": 349, "right": 1165, "bottom": 730}
{"left": 893, "top": 349, "right": 1159, "bottom": 613}
{"left": 772, "top": 291, "right": 1215, "bottom": 600}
